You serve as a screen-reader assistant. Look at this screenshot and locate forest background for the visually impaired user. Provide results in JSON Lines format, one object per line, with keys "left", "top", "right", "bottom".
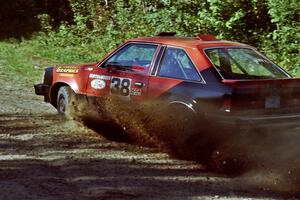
{"left": 0, "top": 0, "right": 299, "bottom": 83}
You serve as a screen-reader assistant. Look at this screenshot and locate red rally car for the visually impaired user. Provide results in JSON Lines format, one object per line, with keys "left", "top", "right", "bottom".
{"left": 34, "top": 33, "right": 300, "bottom": 130}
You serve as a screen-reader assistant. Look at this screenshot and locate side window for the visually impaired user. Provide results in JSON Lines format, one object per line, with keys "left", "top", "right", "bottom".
{"left": 158, "top": 47, "right": 201, "bottom": 81}
{"left": 102, "top": 43, "right": 158, "bottom": 73}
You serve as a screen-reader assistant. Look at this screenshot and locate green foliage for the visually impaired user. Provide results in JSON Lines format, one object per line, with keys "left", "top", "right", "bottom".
{"left": 1, "top": 0, "right": 298, "bottom": 78}
{"left": 261, "top": 0, "right": 300, "bottom": 75}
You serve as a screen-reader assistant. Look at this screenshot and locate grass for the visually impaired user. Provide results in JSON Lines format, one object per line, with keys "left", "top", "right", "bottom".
{"left": 0, "top": 41, "right": 53, "bottom": 84}
{"left": 0, "top": 38, "right": 104, "bottom": 84}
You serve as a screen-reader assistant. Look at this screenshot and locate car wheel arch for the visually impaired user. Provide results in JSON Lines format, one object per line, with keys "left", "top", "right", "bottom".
{"left": 50, "top": 82, "right": 74, "bottom": 108}
{"left": 168, "top": 100, "right": 197, "bottom": 115}
{"left": 166, "top": 94, "right": 200, "bottom": 113}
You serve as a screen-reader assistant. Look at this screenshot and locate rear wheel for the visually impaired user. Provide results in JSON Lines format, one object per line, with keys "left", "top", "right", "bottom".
{"left": 160, "top": 104, "right": 215, "bottom": 162}
{"left": 56, "top": 86, "right": 76, "bottom": 115}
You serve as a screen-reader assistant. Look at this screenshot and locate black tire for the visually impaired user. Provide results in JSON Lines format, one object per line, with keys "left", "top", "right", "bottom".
{"left": 56, "top": 86, "right": 76, "bottom": 115}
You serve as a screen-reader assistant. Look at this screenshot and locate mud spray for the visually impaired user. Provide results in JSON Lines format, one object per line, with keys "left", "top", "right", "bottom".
{"left": 66, "top": 97, "right": 300, "bottom": 196}
{"left": 218, "top": 127, "right": 300, "bottom": 195}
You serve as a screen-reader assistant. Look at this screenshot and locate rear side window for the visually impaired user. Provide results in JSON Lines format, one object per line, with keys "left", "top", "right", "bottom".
{"left": 205, "top": 48, "right": 288, "bottom": 79}
{"left": 158, "top": 47, "right": 201, "bottom": 81}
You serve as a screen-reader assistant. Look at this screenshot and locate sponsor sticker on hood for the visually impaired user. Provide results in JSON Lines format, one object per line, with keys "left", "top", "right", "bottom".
{"left": 56, "top": 66, "right": 79, "bottom": 73}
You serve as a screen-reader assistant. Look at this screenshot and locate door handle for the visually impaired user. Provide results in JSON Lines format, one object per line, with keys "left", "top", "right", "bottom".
{"left": 134, "top": 82, "right": 144, "bottom": 87}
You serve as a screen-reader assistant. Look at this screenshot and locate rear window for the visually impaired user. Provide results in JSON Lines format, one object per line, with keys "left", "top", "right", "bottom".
{"left": 205, "top": 48, "right": 289, "bottom": 79}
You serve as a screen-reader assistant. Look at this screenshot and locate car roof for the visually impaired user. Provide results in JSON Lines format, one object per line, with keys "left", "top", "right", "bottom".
{"left": 127, "top": 36, "right": 249, "bottom": 49}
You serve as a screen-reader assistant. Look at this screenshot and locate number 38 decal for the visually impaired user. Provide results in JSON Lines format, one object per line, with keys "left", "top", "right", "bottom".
{"left": 110, "top": 77, "right": 131, "bottom": 97}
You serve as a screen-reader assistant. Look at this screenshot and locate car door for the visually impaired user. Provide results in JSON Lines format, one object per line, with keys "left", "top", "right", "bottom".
{"left": 95, "top": 42, "right": 160, "bottom": 102}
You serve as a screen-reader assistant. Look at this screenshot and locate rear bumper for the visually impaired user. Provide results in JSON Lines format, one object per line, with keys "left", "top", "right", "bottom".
{"left": 207, "top": 112, "right": 300, "bottom": 129}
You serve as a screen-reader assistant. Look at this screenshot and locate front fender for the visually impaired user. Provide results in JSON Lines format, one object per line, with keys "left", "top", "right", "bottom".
{"left": 49, "top": 65, "right": 91, "bottom": 107}
{"left": 52, "top": 64, "right": 92, "bottom": 95}
{"left": 52, "top": 80, "right": 80, "bottom": 94}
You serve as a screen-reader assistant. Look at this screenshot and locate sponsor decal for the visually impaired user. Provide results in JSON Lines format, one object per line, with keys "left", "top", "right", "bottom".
{"left": 91, "top": 79, "right": 106, "bottom": 90}
{"left": 130, "top": 88, "right": 142, "bottom": 96}
{"left": 89, "top": 74, "right": 111, "bottom": 80}
{"left": 84, "top": 67, "right": 93, "bottom": 71}
{"left": 59, "top": 73, "right": 74, "bottom": 77}
{"left": 56, "top": 66, "right": 79, "bottom": 73}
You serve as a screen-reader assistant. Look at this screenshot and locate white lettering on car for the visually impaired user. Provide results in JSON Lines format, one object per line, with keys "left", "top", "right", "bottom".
{"left": 89, "top": 74, "right": 111, "bottom": 80}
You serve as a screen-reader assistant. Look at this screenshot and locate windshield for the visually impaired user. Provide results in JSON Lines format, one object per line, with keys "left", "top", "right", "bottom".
{"left": 204, "top": 48, "right": 289, "bottom": 79}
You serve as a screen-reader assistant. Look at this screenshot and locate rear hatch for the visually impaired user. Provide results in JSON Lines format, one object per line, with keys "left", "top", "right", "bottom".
{"left": 222, "top": 78, "right": 300, "bottom": 116}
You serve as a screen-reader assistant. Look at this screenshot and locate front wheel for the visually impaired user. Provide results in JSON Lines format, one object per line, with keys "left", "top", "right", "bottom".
{"left": 56, "top": 86, "right": 76, "bottom": 115}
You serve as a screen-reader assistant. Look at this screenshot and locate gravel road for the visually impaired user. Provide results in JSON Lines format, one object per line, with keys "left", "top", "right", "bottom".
{"left": 0, "top": 69, "right": 298, "bottom": 200}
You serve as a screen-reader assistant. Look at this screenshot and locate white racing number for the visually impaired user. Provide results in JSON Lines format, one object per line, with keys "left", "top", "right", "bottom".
{"left": 110, "top": 77, "right": 132, "bottom": 97}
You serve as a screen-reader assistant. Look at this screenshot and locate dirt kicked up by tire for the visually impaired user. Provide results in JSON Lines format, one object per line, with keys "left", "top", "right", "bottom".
{"left": 0, "top": 70, "right": 300, "bottom": 199}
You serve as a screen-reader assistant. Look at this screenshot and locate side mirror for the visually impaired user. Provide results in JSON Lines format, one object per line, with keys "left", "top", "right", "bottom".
{"left": 106, "top": 62, "right": 119, "bottom": 73}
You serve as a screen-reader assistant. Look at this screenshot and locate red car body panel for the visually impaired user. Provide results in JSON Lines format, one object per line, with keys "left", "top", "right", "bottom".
{"left": 50, "top": 37, "right": 246, "bottom": 98}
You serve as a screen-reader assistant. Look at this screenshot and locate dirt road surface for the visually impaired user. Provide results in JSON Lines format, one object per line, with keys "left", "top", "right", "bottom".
{"left": 0, "top": 69, "right": 297, "bottom": 200}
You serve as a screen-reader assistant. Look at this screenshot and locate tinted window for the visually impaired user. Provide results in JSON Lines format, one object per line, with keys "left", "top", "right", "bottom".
{"left": 158, "top": 47, "right": 201, "bottom": 81}
{"left": 103, "top": 43, "right": 158, "bottom": 73}
{"left": 205, "top": 48, "right": 288, "bottom": 79}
